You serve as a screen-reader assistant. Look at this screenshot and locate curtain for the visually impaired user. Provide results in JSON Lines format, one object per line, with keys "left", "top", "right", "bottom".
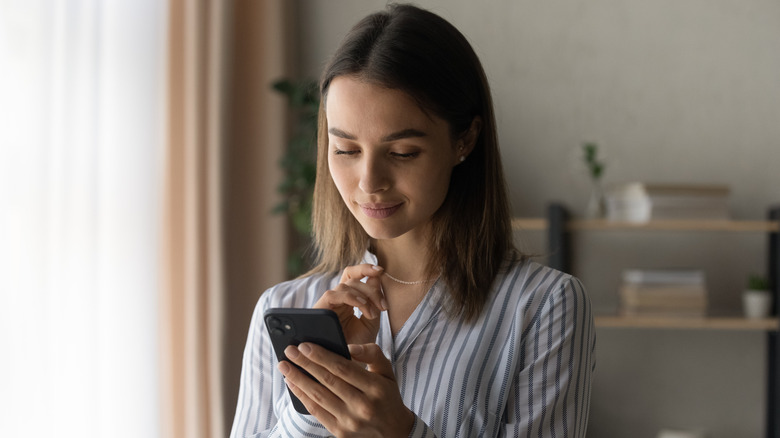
{"left": 0, "top": 0, "right": 289, "bottom": 436}
{"left": 0, "top": 2, "right": 166, "bottom": 437}
{"left": 163, "top": 1, "right": 227, "bottom": 436}
{"left": 163, "top": 1, "right": 290, "bottom": 437}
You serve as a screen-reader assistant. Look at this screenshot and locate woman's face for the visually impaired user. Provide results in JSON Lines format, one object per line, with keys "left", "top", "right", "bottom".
{"left": 326, "top": 76, "right": 463, "bottom": 243}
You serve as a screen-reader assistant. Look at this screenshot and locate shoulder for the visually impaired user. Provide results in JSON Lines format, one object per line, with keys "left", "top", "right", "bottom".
{"left": 257, "top": 272, "right": 341, "bottom": 310}
{"left": 494, "top": 258, "right": 590, "bottom": 321}
{"left": 498, "top": 258, "right": 583, "bottom": 295}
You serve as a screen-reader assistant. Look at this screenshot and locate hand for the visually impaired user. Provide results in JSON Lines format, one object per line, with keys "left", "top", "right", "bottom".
{"left": 279, "top": 342, "right": 415, "bottom": 438}
{"left": 314, "top": 264, "right": 387, "bottom": 345}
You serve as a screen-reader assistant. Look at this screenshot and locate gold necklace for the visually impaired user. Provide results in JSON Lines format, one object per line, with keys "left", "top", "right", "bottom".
{"left": 383, "top": 272, "right": 439, "bottom": 285}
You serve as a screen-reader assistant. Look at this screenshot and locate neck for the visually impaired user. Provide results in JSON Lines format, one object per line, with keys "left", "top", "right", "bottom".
{"left": 372, "top": 234, "right": 432, "bottom": 283}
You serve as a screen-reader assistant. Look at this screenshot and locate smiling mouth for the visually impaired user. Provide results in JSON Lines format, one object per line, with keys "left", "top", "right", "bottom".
{"left": 359, "top": 203, "right": 402, "bottom": 219}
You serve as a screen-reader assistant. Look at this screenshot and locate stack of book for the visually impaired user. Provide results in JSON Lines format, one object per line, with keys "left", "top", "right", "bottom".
{"left": 604, "top": 183, "right": 730, "bottom": 222}
{"left": 619, "top": 269, "right": 708, "bottom": 317}
{"left": 645, "top": 184, "right": 730, "bottom": 220}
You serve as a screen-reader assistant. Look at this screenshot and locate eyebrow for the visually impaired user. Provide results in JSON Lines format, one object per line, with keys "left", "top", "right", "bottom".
{"left": 328, "top": 127, "right": 428, "bottom": 142}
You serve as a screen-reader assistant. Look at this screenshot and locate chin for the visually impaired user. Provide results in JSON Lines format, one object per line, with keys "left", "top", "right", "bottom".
{"left": 364, "top": 229, "right": 404, "bottom": 241}
{"left": 358, "top": 222, "right": 408, "bottom": 241}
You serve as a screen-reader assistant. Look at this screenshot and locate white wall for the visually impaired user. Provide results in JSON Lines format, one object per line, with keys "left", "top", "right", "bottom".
{"left": 295, "top": 1, "right": 780, "bottom": 436}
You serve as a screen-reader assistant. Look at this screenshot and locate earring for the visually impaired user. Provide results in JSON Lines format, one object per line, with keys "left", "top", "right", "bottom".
{"left": 459, "top": 156, "right": 466, "bottom": 162}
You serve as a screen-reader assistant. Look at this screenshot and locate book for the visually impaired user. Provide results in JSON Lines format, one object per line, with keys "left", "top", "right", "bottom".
{"left": 622, "top": 269, "right": 705, "bottom": 285}
{"left": 644, "top": 184, "right": 730, "bottom": 220}
{"left": 619, "top": 269, "right": 708, "bottom": 317}
{"left": 620, "top": 285, "right": 707, "bottom": 308}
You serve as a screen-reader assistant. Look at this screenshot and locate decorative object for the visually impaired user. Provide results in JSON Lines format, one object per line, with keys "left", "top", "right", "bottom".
{"left": 742, "top": 273, "right": 772, "bottom": 319}
{"left": 582, "top": 142, "right": 606, "bottom": 219}
{"left": 604, "top": 182, "right": 651, "bottom": 223}
{"left": 271, "top": 79, "right": 320, "bottom": 276}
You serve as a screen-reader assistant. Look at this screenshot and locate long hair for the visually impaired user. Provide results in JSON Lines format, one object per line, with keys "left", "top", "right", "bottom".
{"left": 310, "top": 3, "right": 522, "bottom": 321}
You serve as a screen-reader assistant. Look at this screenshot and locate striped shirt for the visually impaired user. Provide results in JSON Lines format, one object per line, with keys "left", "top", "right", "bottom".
{"left": 230, "top": 252, "right": 596, "bottom": 438}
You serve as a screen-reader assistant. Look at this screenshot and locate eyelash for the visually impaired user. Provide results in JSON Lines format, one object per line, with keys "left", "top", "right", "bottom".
{"left": 391, "top": 152, "right": 419, "bottom": 159}
{"left": 332, "top": 149, "right": 420, "bottom": 159}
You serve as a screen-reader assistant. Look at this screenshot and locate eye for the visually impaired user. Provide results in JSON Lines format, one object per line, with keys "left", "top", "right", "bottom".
{"left": 390, "top": 151, "right": 420, "bottom": 159}
{"left": 333, "top": 148, "right": 359, "bottom": 156}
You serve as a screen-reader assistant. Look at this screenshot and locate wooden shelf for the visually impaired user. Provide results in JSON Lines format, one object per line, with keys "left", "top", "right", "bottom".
{"left": 511, "top": 218, "right": 547, "bottom": 230}
{"left": 512, "top": 218, "right": 779, "bottom": 232}
{"left": 595, "top": 315, "right": 779, "bottom": 331}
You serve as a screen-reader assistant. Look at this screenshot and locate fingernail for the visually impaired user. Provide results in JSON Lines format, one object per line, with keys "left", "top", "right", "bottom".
{"left": 381, "top": 299, "right": 389, "bottom": 311}
{"left": 372, "top": 265, "right": 384, "bottom": 271}
{"left": 356, "top": 296, "right": 367, "bottom": 304}
{"left": 285, "top": 345, "right": 299, "bottom": 359}
{"left": 298, "top": 343, "right": 312, "bottom": 356}
{"left": 348, "top": 344, "right": 364, "bottom": 355}
{"left": 278, "top": 361, "right": 290, "bottom": 374}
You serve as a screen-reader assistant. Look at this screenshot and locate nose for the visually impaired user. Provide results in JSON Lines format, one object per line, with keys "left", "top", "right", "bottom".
{"left": 357, "top": 153, "right": 390, "bottom": 194}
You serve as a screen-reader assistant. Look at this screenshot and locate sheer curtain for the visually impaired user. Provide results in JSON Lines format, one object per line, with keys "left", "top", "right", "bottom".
{"left": 1, "top": 0, "right": 290, "bottom": 436}
{"left": 0, "top": 2, "right": 166, "bottom": 437}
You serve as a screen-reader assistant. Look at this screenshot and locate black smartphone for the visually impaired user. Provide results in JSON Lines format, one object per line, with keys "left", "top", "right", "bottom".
{"left": 264, "top": 307, "right": 351, "bottom": 415}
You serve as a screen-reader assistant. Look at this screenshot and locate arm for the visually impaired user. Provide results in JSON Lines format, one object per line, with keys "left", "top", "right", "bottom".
{"left": 229, "top": 293, "right": 333, "bottom": 438}
{"left": 230, "top": 265, "right": 387, "bottom": 438}
{"left": 504, "top": 277, "right": 596, "bottom": 437}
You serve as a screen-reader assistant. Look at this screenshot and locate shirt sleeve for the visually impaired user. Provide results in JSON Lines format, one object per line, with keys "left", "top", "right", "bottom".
{"left": 502, "top": 276, "right": 596, "bottom": 438}
{"left": 408, "top": 412, "right": 438, "bottom": 438}
{"left": 229, "top": 289, "right": 334, "bottom": 438}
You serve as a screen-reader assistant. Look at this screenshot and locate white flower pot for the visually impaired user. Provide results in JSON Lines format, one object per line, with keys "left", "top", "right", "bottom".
{"left": 742, "top": 289, "right": 773, "bottom": 319}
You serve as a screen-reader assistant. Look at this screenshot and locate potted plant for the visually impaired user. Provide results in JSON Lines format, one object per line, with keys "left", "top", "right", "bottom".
{"left": 271, "top": 78, "right": 319, "bottom": 277}
{"left": 743, "top": 273, "right": 772, "bottom": 319}
{"left": 582, "top": 142, "right": 606, "bottom": 219}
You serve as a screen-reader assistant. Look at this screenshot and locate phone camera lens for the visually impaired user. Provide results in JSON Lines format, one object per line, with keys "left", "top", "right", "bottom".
{"left": 271, "top": 328, "right": 284, "bottom": 336}
{"left": 268, "top": 317, "right": 281, "bottom": 328}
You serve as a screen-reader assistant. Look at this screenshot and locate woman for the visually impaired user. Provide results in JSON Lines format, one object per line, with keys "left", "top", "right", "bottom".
{"left": 231, "top": 4, "right": 595, "bottom": 437}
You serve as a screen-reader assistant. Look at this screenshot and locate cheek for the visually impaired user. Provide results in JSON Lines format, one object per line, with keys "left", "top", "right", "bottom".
{"left": 328, "top": 160, "right": 352, "bottom": 202}
{"left": 415, "top": 166, "right": 453, "bottom": 205}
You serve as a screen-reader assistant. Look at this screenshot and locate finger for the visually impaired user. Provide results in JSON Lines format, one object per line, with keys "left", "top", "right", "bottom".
{"left": 278, "top": 361, "right": 339, "bottom": 423}
{"left": 316, "top": 284, "right": 381, "bottom": 319}
{"left": 342, "top": 264, "right": 388, "bottom": 312}
{"left": 285, "top": 343, "right": 372, "bottom": 424}
{"left": 340, "top": 263, "right": 384, "bottom": 284}
{"left": 290, "top": 343, "right": 373, "bottom": 402}
{"left": 279, "top": 348, "right": 350, "bottom": 413}
{"left": 343, "top": 277, "right": 386, "bottom": 315}
{"left": 348, "top": 343, "right": 396, "bottom": 381}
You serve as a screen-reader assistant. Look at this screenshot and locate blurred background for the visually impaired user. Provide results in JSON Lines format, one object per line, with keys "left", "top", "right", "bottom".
{"left": 1, "top": 1, "right": 778, "bottom": 437}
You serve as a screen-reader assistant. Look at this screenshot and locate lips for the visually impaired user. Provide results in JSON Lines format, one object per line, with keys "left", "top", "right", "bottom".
{"left": 359, "top": 202, "right": 402, "bottom": 219}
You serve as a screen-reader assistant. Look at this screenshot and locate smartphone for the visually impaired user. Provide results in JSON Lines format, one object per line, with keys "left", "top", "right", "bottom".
{"left": 264, "top": 307, "right": 351, "bottom": 415}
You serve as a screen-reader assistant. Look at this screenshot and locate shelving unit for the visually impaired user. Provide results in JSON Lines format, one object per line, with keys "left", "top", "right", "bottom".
{"left": 512, "top": 217, "right": 780, "bottom": 233}
{"left": 513, "top": 203, "right": 780, "bottom": 437}
{"left": 594, "top": 314, "right": 778, "bottom": 330}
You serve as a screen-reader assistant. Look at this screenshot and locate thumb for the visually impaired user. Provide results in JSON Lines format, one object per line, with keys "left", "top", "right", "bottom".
{"left": 348, "top": 343, "right": 395, "bottom": 380}
{"left": 340, "top": 264, "right": 384, "bottom": 283}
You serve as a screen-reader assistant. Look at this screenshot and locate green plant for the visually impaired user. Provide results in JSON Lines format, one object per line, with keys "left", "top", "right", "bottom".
{"left": 271, "top": 78, "right": 320, "bottom": 276}
{"left": 582, "top": 142, "right": 605, "bottom": 181}
{"left": 748, "top": 273, "right": 769, "bottom": 291}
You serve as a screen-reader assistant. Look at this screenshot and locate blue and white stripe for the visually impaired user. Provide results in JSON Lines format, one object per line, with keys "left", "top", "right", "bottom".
{"left": 230, "top": 252, "right": 596, "bottom": 438}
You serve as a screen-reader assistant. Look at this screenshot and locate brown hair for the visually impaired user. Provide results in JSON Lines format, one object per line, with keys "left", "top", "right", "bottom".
{"left": 309, "top": 3, "right": 522, "bottom": 321}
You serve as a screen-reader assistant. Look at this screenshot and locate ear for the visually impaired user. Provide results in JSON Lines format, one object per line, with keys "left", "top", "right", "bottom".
{"left": 454, "top": 116, "right": 482, "bottom": 165}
